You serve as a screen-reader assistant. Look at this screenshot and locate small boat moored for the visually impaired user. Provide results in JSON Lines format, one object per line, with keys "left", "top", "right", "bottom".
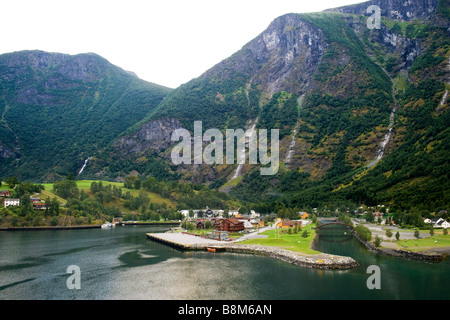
{"left": 101, "top": 222, "right": 113, "bottom": 229}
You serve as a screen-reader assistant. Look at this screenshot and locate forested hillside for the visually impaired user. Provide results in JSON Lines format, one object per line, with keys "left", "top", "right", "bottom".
{"left": 0, "top": 50, "right": 172, "bottom": 181}
{"left": 0, "top": 0, "right": 448, "bottom": 220}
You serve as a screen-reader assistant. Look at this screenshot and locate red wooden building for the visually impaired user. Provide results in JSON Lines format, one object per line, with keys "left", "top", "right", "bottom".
{"left": 215, "top": 218, "right": 245, "bottom": 232}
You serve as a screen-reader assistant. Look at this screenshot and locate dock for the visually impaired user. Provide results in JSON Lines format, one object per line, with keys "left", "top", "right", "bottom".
{"left": 146, "top": 232, "right": 359, "bottom": 270}
{"left": 146, "top": 232, "right": 222, "bottom": 250}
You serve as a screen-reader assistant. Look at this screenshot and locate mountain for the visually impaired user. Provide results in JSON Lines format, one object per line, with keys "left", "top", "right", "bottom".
{"left": 1, "top": 0, "right": 449, "bottom": 216}
{"left": 0, "top": 50, "right": 172, "bottom": 181}
{"left": 101, "top": 0, "right": 449, "bottom": 213}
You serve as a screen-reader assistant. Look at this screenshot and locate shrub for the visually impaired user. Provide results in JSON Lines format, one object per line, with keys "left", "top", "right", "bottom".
{"left": 355, "top": 224, "right": 372, "bottom": 241}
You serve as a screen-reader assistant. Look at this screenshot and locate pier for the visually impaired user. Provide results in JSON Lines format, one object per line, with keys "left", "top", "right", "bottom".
{"left": 146, "top": 232, "right": 359, "bottom": 270}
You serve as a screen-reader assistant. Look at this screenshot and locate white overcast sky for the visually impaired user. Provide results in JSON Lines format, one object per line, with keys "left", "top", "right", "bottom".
{"left": 1, "top": 0, "right": 365, "bottom": 88}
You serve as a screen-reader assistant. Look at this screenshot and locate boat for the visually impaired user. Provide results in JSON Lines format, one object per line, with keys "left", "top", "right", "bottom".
{"left": 101, "top": 222, "right": 113, "bottom": 229}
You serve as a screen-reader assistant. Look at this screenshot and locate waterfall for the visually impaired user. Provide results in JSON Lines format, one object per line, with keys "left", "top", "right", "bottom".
{"left": 78, "top": 157, "right": 92, "bottom": 175}
{"left": 440, "top": 89, "right": 448, "bottom": 106}
{"left": 285, "top": 94, "right": 305, "bottom": 167}
{"left": 230, "top": 118, "right": 258, "bottom": 180}
{"left": 367, "top": 64, "right": 398, "bottom": 169}
{"left": 367, "top": 106, "right": 397, "bottom": 168}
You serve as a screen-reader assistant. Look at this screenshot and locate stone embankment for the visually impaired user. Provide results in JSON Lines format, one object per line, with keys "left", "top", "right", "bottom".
{"left": 206, "top": 244, "right": 359, "bottom": 270}
{"left": 146, "top": 233, "right": 359, "bottom": 270}
{"left": 351, "top": 230, "right": 445, "bottom": 262}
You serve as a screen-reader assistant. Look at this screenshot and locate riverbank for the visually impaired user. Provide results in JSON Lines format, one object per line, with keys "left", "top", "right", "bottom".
{"left": 0, "top": 221, "right": 180, "bottom": 231}
{"left": 0, "top": 225, "right": 101, "bottom": 231}
{"left": 146, "top": 232, "right": 359, "bottom": 270}
{"left": 351, "top": 229, "right": 447, "bottom": 262}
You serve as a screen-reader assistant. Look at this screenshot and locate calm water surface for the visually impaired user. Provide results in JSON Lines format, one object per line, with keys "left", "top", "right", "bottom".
{"left": 0, "top": 225, "right": 448, "bottom": 300}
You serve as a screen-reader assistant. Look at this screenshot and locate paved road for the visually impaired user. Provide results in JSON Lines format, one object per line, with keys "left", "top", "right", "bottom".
{"left": 231, "top": 225, "right": 274, "bottom": 242}
{"left": 365, "top": 223, "right": 432, "bottom": 240}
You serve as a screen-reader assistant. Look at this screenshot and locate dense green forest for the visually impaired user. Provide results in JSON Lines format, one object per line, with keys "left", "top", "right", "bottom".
{"left": 0, "top": 4, "right": 448, "bottom": 230}
{"left": 0, "top": 51, "right": 171, "bottom": 181}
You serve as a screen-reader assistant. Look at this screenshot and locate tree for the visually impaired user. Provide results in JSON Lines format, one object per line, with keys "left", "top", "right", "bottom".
{"left": 51, "top": 197, "right": 60, "bottom": 216}
{"left": 365, "top": 211, "right": 375, "bottom": 223}
{"left": 385, "top": 229, "right": 393, "bottom": 239}
{"left": 395, "top": 231, "right": 400, "bottom": 240}
{"left": 374, "top": 235, "right": 382, "bottom": 247}
{"left": 124, "top": 175, "right": 140, "bottom": 189}
{"left": 239, "top": 206, "right": 249, "bottom": 215}
{"left": 45, "top": 197, "right": 51, "bottom": 217}
{"left": 54, "top": 179, "right": 79, "bottom": 199}
{"left": 429, "top": 228, "right": 434, "bottom": 236}
{"left": 5, "top": 176, "right": 19, "bottom": 188}
{"left": 355, "top": 224, "right": 372, "bottom": 241}
{"left": 414, "top": 230, "right": 420, "bottom": 238}
{"left": 50, "top": 216, "right": 59, "bottom": 226}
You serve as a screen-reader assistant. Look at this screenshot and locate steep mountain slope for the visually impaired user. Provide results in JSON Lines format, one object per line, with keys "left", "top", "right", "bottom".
{"left": 0, "top": 50, "right": 172, "bottom": 181}
{"left": 230, "top": 0, "right": 450, "bottom": 212}
{"left": 1, "top": 0, "right": 448, "bottom": 216}
{"left": 106, "top": 0, "right": 449, "bottom": 213}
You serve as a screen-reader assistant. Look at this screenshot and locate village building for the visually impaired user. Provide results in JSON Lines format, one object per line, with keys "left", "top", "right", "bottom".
{"left": 276, "top": 219, "right": 303, "bottom": 229}
{"left": 429, "top": 217, "right": 450, "bottom": 229}
{"left": 33, "top": 202, "right": 47, "bottom": 210}
{"left": 215, "top": 218, "right": 245, "bottom": 232}
{"left": 239, "top": 219, "right": 254, "bottom": 230}
{"left": 0, "top": 190, "right": 11, "bottom": 197}
{"left": 4, "top": 198, "right": 20, "bottom": 208}
{"left": 299, "top": 212, "right": 309, "bottom": 219}
{"left": 205, "top": 207, "right": 214, "bottom": 218}
{"left": 373, "top": 210, "right": 384, "bottom": 219}
{"left": 30, "top": 196, "right": 41, "bottom": 203}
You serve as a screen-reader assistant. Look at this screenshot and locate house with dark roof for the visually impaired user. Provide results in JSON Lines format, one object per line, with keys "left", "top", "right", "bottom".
{"left": 215, "top": 218, "right": 245, "bottom": 232}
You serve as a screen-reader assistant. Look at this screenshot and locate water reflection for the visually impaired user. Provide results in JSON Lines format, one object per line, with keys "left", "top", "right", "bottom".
{"left": 0, "top": 225, "right": 448, "bottom": 300}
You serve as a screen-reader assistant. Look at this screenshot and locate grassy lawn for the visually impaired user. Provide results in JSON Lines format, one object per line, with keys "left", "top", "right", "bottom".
{"left": 38, "top": 189, "right": 67, "bottom": 205}
{"left": 239, "top": 223, "right": 321, "bottom": 255}
{"left": 397, "top": 233, "right": 450, "bottom": 251}
{"left": 40, "top": 180, "right": 176, "bottom": 209}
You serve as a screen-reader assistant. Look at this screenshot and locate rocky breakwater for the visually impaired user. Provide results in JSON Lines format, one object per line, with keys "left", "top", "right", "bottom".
{"left": 195, "top": 243, "right": 359, "bottom": 270}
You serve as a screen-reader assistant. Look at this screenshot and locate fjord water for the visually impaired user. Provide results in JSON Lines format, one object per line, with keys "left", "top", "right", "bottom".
{"left": 0, "top": 225, "right": 448, "bottom": 300}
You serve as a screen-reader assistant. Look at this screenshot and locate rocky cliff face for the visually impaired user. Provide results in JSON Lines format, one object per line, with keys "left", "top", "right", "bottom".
{"left": 202, "top": 13, "right": 327, "bottom": 96}
{"left": 113, "top": 118, "right": 182, "bottom": 156}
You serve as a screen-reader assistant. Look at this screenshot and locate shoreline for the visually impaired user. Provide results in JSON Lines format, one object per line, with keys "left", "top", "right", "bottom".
{"left": 351, "top": 229, "right": 447, "bottom": 262}
{"left": 146, "top": 232, "right": 359, "bottom": 270}
{"left": 0, "top": 221, "right": 180, "bottom": 231}
{"left": 0, "top": 225, "right": 101, "bottom": 231}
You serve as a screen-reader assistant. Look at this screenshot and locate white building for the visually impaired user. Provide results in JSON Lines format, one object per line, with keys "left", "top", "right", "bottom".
{"left": 432, "top": 218, "right": 450, "bottom": 229}
{"left": 4, "top": 198, "right": 20, "bottom": 208}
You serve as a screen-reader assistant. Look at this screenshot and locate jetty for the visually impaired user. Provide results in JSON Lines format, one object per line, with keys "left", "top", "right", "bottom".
{"left": 146, "top": 232, "right": 359, "bottom": 270}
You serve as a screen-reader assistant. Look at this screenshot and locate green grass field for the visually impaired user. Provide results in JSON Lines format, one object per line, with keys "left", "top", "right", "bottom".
{"left": 40, "top": 180, "right": 176, "bottom": 210}
{"left": 397, "top": 233, "right": 450, "bottom": 251}
{"left": 240, "top": 223, "right": 321, "bottom": 254}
